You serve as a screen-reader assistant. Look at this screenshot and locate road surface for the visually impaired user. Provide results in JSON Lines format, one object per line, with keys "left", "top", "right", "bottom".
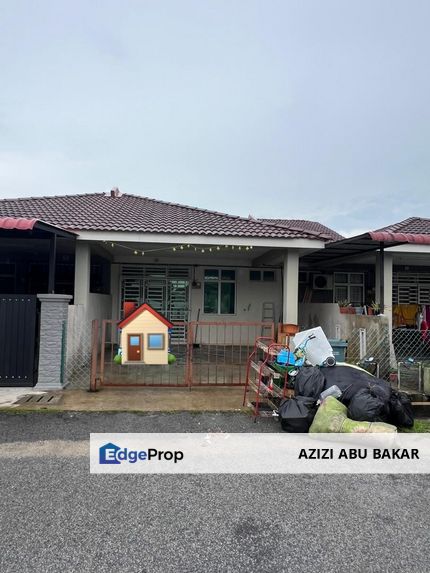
{"left": 0, "top": 412, "right": 429, "bottom": 573}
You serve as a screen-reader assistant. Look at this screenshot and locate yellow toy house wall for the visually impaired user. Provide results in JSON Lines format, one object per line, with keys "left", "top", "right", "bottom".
{"left": 120, "top": 310, "right": 169, "bottom": 364}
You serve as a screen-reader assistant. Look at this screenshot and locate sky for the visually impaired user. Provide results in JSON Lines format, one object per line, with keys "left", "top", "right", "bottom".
{"left": 1, "top": 0, "right": 429, "bottom": 236}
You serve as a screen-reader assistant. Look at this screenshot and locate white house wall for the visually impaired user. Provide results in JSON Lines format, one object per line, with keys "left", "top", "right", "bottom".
{"left": 108, "top": 257, "right": 283, "bottom": 345}
{"left": 189, "top": 266, "right": 282, "bottom": 323}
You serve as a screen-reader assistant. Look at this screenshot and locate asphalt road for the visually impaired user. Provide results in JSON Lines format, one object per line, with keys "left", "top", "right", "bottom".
{"left": 0, "top": 412, "right": 429, "bottom": 573}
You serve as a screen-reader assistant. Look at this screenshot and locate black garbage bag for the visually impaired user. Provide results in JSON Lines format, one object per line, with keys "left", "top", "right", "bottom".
{"left": 389, "top": 390, "right": 414, "bottom": 428}
{"left": 278, "top": 396, "right": 318, "bottom": 432}
{"left": 294, "top": 367, "right": 325, "bottom": 399}
{"left": 347, "top": 386, "right": 391, "bottom": 423}
{"left": 323, "top": 365, "right": 391, "bottom": 405}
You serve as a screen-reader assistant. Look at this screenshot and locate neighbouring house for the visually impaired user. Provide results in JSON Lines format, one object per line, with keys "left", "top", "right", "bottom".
{"left": 298, "top": 217, "right": 430, "bottom": 333}
{"left": 118, "top": 303, "right": 173, "bottom": 365}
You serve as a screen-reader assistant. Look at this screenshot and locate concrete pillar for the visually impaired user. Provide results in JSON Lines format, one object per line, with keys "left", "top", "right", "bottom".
{"left": 74, "top": 242, "right": 91, "bottom": 306}
{"left": 110, "top": 264, "right": 120, "bottom": 321}
{"left": 282, "top": 250, "right": 299, "bottom": 324}
{"left": 375, "top": 251, "right": 393, "bottom": 328}
{"left": 35, "top": 294, "right": 72, "bottom": 390}
{"left": 383, "top": 252, "right": 393, "bottom": 329}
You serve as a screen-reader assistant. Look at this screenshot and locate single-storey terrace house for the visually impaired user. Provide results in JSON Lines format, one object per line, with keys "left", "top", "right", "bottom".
{"left": 0, "top": 189, "right": 429, "bottom": 388}
{"left": 0, "top": 189, "right": 335, "bottom": 333}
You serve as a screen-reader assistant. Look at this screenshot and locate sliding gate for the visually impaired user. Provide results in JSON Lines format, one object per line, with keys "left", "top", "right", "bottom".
{"left": 93, "top": 319, "right": 274, "bottom": 388}
{"left": 0, "top": 295, "right": 39, "bottom": 386}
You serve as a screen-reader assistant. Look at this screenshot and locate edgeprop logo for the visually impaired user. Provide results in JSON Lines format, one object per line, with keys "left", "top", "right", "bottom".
{"left": 99, "top": 442, "right": 184, "bottom": 465}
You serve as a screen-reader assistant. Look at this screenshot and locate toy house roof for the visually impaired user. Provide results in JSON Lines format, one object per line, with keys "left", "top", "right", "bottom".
{"left": 118, "top": 303, "right": 174, "bottom": 329}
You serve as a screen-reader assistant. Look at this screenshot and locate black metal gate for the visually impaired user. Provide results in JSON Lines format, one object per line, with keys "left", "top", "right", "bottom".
{"left": 0, "top": 295, "right": 39, "bottom": 387}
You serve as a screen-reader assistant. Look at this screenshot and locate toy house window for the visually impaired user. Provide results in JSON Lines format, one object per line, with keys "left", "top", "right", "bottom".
{"left": 147, "top": 333, "right": 165, "bottom": 350}
{"left": 204, "top": 269, "right": 236, "bottom": 314}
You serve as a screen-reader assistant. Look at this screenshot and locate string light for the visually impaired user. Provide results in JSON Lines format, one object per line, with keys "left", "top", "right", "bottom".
{"left": 104, "top": 241, "right": 254, "bottom": 255}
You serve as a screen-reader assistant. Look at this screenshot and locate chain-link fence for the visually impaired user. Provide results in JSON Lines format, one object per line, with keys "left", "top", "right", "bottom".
{"left": 346, "top": 326, "right": 392, "bottom": 380}
{"left": 64, "top": 307, "right": 95, "bottom": 389}
{"left": 346, "top": 326, "right": 430, "bottom": 393}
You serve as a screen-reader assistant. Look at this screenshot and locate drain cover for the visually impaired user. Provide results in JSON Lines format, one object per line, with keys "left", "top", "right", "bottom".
{"left": 14, "top": 393, "right": 63, "bottom": 406}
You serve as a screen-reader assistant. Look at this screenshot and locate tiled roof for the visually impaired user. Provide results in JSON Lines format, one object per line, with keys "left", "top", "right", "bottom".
{"left": 258, "top": 218, "right": 344, "bottom": 242}
{"left": 375, "top": 217, "right": 430, "bottom": 235}
{"left": 0, "top": 192, "right": 325, "bottom": 240}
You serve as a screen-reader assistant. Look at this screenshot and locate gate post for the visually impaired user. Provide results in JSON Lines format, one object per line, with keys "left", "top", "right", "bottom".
{"left": 34, "top": 294, "right": 72, "bottom": 390}
{"left": 186, "top": 322, "right": 194, "bottom": 389}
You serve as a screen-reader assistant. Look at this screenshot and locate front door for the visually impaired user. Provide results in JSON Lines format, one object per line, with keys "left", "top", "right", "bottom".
{"left": 127, "top": 334, "right": 142, "bottom": 361}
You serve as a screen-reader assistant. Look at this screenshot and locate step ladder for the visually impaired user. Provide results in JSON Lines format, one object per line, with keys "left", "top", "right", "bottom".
{"left": 261, "top": 302, "right": 275, "bottom": 336}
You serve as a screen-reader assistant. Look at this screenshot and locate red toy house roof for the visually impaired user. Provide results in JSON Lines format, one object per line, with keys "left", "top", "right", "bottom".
{"left": 118, "top": 303, "right": 174, "bottom": 329}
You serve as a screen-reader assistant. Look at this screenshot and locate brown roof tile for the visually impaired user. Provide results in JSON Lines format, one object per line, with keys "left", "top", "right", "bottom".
{"left": 375, "top": 217, "right": 430, "bottom": 235}
{"left": 258, "top": 218, "right": 343, "bottom": 242}
{"left": 0, "top": 192, "right": 326, "bottom": 240}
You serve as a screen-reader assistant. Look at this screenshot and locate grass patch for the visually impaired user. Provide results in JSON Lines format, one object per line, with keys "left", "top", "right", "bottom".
{"left": 400, "top": 419, "right": 430, "bottom": 433}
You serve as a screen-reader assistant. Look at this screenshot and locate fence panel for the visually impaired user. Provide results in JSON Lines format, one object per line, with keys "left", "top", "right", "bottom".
{"left": 346, "top": 325, "right": 392, "bottom": 380}
{"left": 346, "top": 326, "right": 430, "bottom": 393}
{"left": 393, "top": 329, "right": 430, "bottom": 393}
{"left": 65, "top": 306, "right": 95, "bottom": 389}
{"left": 188, "top": 322, "right": 274, "bottom": 386}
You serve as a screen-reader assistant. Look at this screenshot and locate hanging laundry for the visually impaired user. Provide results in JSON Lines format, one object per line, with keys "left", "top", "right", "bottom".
{"left": 393, "top": 304, "right": 420, "bottom": 328}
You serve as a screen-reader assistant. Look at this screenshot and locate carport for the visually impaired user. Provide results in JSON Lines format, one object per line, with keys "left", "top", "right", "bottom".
{"left": 0, "top": 217, "right": 76, "bottom": 386}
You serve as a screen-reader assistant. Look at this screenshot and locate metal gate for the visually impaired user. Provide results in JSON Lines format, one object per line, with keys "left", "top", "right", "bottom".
{"left": 0, "top": 295, "right": 38, "bottom": 386}
{"left": 91, "top": 319, "right": 274, "bottom": 388}
{"left": 120, "top": 265, "right": 190, "bottom": 341}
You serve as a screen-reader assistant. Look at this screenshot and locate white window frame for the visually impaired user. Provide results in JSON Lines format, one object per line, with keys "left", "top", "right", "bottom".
{"left": 333, "top": 272, "right": 364, "bottom": 305}
{"left": 203, "top": 268, "right": 236, "bottom": 315}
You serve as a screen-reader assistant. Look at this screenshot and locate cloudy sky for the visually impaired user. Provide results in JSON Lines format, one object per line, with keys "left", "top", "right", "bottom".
{"left": 1, "top": 0, "right": 429, "bottom": 235}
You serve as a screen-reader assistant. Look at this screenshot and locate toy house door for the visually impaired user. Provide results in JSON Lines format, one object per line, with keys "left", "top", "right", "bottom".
{"left": 127, "top": 334, "right": 142, "bottom": 361}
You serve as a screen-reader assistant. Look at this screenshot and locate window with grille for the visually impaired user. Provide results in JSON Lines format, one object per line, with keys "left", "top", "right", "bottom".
{"left": 393, "top": 273, "right": 430, "bottom": 304}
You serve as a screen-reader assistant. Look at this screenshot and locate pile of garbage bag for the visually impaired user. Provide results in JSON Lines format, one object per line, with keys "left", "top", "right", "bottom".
{"left": 278, "top": 364, "right": 414, "bottom": 433}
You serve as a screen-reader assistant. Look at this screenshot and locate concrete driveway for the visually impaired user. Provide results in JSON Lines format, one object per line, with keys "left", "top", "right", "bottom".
{"left": 0, "top": 412, "right": 429, "bottom": 573}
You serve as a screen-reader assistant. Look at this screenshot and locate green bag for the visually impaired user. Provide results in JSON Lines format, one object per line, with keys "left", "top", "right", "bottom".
{"left": 309, "top": 396, "right": 397, "bottom": 433}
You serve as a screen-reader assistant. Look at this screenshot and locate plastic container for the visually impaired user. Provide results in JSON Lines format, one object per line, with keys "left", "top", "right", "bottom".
{"left": 276, "top": 348, "right": 296, "bottom": 366}
{"left": 319, "top": 385, "right": 342, "bottom": 402}
{"left": 292, "top": 327, "right": 336, "bottom": 367}
{"left": 328, "top": 339, "right": 348, "bottom": 362}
